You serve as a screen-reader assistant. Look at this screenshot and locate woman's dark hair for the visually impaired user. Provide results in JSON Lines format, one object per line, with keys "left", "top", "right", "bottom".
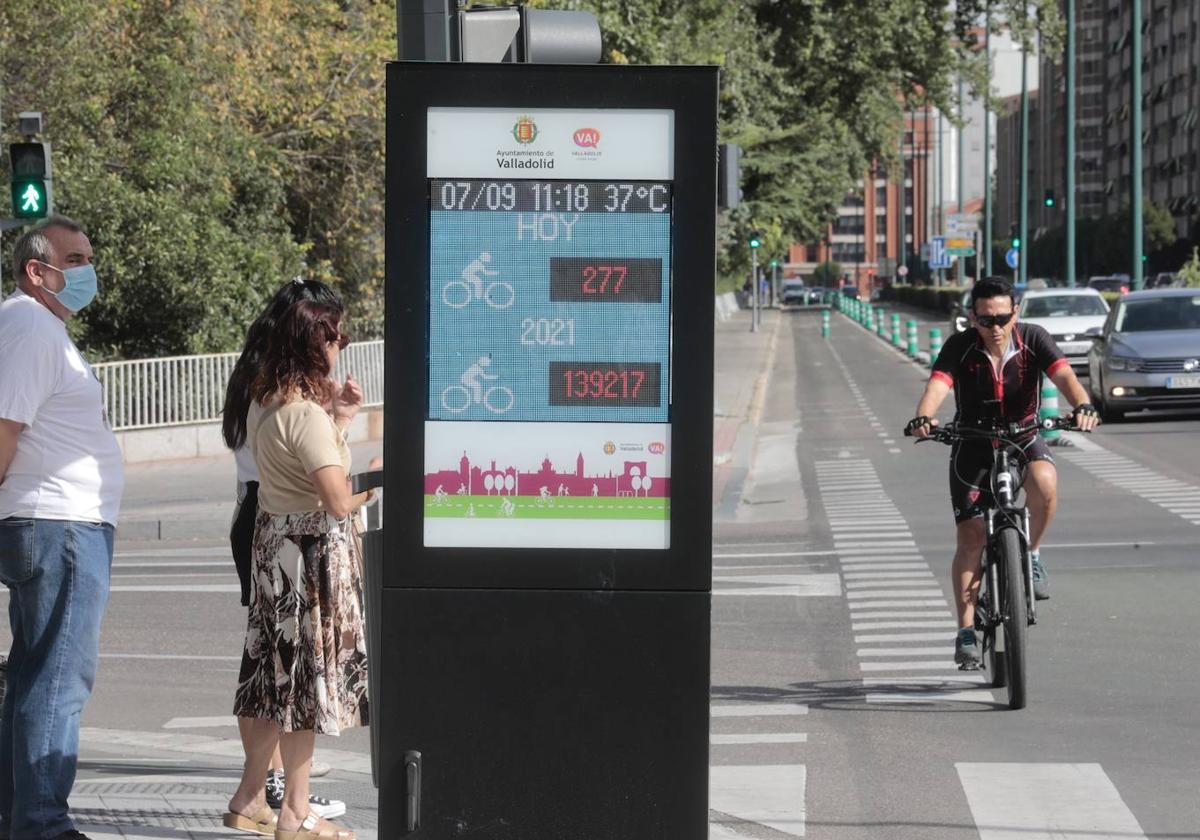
{"left": 249, "top": 299, "right": 345, "bottom": 409}
{"left": 970, "top": 276, "right": 1016, "bottom": 313}
{"left": 222, "top": 279, "right": 343, "bottom": 450}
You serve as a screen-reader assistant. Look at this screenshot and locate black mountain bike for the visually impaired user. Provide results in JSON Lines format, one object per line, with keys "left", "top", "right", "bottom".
{"left": 907, "top": 415, "right": 1077, "bottom": 710}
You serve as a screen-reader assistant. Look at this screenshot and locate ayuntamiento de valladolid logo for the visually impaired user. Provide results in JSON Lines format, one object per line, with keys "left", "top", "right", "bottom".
{"left": 497, "top": 115, "right": 554, "bottom": 169}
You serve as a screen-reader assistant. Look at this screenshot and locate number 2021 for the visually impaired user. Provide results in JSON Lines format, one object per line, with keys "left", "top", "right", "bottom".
{"left": 520, "top": 318, "right": 575, "bottom": 346}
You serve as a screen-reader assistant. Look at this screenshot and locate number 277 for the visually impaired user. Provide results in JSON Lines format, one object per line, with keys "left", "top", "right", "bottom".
{"left": 581, "top": 265, "right": 627, "bottom": 294}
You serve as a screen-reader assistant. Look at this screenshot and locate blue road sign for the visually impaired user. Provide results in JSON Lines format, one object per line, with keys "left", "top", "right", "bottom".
{"left": 1005, "top": 247, "right": 1020, "bottom": 270}
{"left": 927, "top": 236, "right": 953, "bottom": 270}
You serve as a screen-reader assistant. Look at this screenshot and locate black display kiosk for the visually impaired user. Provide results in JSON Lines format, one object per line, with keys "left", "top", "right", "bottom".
{"left": 380, "top": 61, "right": 717, "bottom": 839}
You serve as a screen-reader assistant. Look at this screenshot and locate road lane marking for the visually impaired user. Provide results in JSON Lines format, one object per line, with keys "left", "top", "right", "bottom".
{"left": 868, "top": 689, "right": 995, "bottom": 704}
{"left": 859, "top": 661, "right": 959, "bottom": 671}
{"left": 845, "top": 589, "right": 946, "bottom": 598}
{"left": 956, "top": 763, "right": 1148, "bottom": 839}
{"left": 100, "top": 653, "right": 241, "bottom": 662}
{"left": 713, "top": 551, "right": 838, "bottom": 558}
{"left": 862, "top": 675, "right": 987, "bottom": 686}
{"left": 856, "top": 647, "right": 951, "bottom": 656}
{"left": 847, "top": 601, "right": 949, "bottom": 610}
{"left": 711, "top": 704, "right": 808, "bottom": 717}
{"left": 854, "top": 632, "right": 955, "bottom": 642}
{"left": 112, "top": 561, "right": 231, "bottom": 568}
{"left": 847, "top": 611, "right": 952, "bottom": 620}
{"left": 163, "top": 716, "right": 238, "bottom": 729}
{"left": 709, "top": 765, "right": 806, "bottom": 838}
{"left": 108, "top": 584, "right": 241, "bottom": 593}
{"left": 851, "top": 620, "right": 958, "bottom": 630}
{"left": 711, "top": 733, "right": 807, "bottom": 745}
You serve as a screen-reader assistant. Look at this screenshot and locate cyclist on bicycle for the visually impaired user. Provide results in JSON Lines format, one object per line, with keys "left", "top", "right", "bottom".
{"left": 461, "top": 355, "right": 499, "bottom": 404}
{"left": 462, "top": 252, "right": 499, "bottom": 298}
{"left": 905, "top": 277, "right": 1099, "bottom": 667}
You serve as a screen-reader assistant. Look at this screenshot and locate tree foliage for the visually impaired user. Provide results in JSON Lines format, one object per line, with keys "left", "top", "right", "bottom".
{"left": 0, "top": 0, "right": 390, "bottom": 359}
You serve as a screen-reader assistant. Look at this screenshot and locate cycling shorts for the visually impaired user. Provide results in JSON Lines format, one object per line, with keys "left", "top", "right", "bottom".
{"left": 948, "top": 436, "right": 1054, "bottom": 524}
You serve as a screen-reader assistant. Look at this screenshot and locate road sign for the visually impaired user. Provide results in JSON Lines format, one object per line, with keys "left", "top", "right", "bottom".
{"left": 1006, "top": 248, "right": 1020, "bottom": 270}
{"left": 897, "top": 265, "right": 909, "bottom": 277}
{"left": 946, "top": 214, "right": 978, "bottom": 234}
{"left": 927, "top": 236, "right": 954, "bottom": 270}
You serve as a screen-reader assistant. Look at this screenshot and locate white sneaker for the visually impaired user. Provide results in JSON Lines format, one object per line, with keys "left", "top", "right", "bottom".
{"left": 310, "top": 759, "right": 332, "bottom": 777}
{"left": 308, "top": 792, "right": 347, "bottom": 819}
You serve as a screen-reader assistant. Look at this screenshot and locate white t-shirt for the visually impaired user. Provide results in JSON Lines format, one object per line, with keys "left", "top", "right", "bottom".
{"left": 233, "top": 442, "right": 259, "bottom": 484}
{"left": 0, "top": 291, "right": 125, "bottom": 525}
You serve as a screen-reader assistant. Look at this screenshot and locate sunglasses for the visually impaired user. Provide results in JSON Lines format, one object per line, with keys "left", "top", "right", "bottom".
{"left": 974, "top": 312, "right": 1015, "bottom": 329}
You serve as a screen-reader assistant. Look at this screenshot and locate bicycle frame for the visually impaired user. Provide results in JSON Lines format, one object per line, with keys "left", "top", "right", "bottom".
{"left": 980, "top": 446, "right": 1036, "bottom": 629}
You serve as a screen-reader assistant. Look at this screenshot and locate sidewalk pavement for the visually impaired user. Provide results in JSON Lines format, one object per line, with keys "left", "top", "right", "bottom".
{"left": 52, "top": 305, "right": 787, "bottom": 835}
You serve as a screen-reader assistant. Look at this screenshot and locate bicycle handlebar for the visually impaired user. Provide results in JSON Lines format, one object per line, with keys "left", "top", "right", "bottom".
{"left": 904, "top": 415, "right": 1080, "bottom": 445}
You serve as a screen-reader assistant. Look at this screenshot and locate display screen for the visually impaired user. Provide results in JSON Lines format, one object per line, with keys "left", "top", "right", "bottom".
{"left": 427, "top": 179, "right": 672, "bottom": 423}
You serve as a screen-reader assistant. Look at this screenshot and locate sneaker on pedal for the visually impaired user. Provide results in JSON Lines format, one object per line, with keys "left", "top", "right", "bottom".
{"left": 264, "top": 769, "right": 346, "bottom": 818}
{"left": 1031, "top": 550, "right": 1050, "bottom": 601}
{"left": 955, "top": 627, "right": 981, "bottom": 670}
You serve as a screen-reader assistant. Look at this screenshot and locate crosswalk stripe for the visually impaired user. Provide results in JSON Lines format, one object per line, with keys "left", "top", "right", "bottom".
{"left": 710, "top": 733, "right": 807, "bottom": 745}
{"left": 711, "top": 704, "right": 808, "bottom": 717}
{"left": 844, "top": 579, "right": 937, "bottom": 589}
{"left": 848, "top": 610, "right": 951, "bottom": 619}
{"left": 709, "top": 765, "right": 806, "bottom": 838}
{"left": 868, "top": 689, "right": 995, "bottom": 704}
{"left": 859, "top": 660, "right": 959, "bottom": 671}
{"left": 847, "top": 600, "right": 948, "bottom": 610}
{"left": 854, "top": 632, "right": 953, "bottom": 642}
{"left": 845, "top": 589, "right": 945, "bottom": 598}
{"left": 856, "top": 646, "right": 950, "bottom": 656}
{"left": 851, "top": 620, "right": 958, "bottom": 630}
{"left": 843, "top": 571, "right": 934, "bottom": 580}
{"left": 956, "top": 763, "right": 1148, "bottom": 839}
{"left": 838, "top": 563, "right": 931, "bottom": 571}
{"left": 862, "top": 675, "right": 987, "bottom": 686}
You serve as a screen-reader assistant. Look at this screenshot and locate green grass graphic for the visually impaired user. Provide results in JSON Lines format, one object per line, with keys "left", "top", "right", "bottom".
{"left": 424, "top": 494, "right": 669, "bottom": 520}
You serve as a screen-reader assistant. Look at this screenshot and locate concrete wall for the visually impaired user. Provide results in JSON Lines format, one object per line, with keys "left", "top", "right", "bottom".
{"left": 115, "top": 408, "right": 384, "bottom": 464}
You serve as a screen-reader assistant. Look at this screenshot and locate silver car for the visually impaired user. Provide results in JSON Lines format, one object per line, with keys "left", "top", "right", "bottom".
{"left": 1018, "top": 288, "right": 1110, "bottom": 373}
{"left": 1087, "top": 288, "right": 1200, "bottom": 421}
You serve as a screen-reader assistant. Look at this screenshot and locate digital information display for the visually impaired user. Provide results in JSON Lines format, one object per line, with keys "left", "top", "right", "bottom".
{"left": 423, "top": 108, "right": 674, "bottom": 550}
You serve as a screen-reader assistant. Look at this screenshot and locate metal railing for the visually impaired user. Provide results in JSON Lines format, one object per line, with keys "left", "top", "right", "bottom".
{"left": 92, "top": 340, "right": 385, "bottom": 431}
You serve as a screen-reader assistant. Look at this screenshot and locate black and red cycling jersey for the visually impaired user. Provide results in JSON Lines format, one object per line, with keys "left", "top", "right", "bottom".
{"left": 931, "top": 322, "right": 1069, "bottom": 427}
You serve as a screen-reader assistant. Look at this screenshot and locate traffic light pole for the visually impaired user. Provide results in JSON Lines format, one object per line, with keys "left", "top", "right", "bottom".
{"left": 1130, "top": 0, "right": 1144, "bottom": 289}
{"left": 1065, "top": 0, "right": 1077, "bottom": 287}
{"left": 957, "top": 75, "right": 966, "bottom": 286}
{"left": 898, "top": 118, "right": 907, "bottom": 284}
{"left": 1018, "top": 25, "right": 1030, "bottom": 287}
{"left": 984, "top": 17, "right": 993, "bottom": 278}
{"left": 750, "top": 247, "right": 759, "bottom": 333}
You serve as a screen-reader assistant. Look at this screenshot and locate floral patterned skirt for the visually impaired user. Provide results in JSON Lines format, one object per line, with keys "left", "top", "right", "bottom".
{"left": 233, "top": 509, "right": 369, "bottom": 735}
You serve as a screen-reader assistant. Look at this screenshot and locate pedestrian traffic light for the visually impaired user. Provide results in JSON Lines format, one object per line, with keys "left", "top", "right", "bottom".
{"left": 1012, "top": 236, "right": 1021, "bottom": 249}
{"left": 1043, "top": 189, "right": 1055, "bottom": 208}
{"left": 748, "top": 230, "right": 762, "bottom": 250}
{"left": 9, "top": 142, "right": 52, "bottom": 219}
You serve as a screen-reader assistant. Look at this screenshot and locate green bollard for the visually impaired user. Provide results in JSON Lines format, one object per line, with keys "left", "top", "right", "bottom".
{"left": 1040, "top": 375, "right": 1061, "bottom": 442}
{"left": 876, "top": 309, "right": 887, "bottom": 337}
{"left": 891, "top": 313, "right": 902, "bottom": 348}
{"left": 821, "top": 309, "right": 830, "bottom": 338}
{"left": 906, "top": 319, "right": 919, "bottom": 357}
{"left": 929, "top": 327, "right": 943, "bottom": 366}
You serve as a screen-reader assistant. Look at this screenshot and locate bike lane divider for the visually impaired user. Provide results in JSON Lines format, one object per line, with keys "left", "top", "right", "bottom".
{"left": 1059, "top": 431, "right": 1200, "bottom": 526}
{"left": 815, "top": 458, "right": 997, "bottom": 705}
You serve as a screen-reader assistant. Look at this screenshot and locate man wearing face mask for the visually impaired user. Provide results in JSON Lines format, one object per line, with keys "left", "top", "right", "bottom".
{"left": 905, "top": 277, "right": 1097, "bottom": 669}
{"left": 0, "top": 215, "right": 123, "bottom": 840}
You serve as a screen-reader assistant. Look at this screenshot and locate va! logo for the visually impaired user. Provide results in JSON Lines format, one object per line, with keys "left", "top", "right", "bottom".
{"left": 648, "top": 442, "right": 665, "bottom": 455}
{"left": 603, "top": 441, "right": 616, "bottom": 455}
{"left": 512, "top": 116, "right": 539, "bottom": 144}
{"left": 573, "top": 128, "right": 600, "bottom": 148}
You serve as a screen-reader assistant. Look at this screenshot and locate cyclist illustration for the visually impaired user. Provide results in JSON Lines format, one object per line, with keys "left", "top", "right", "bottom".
{"left": 433, "top": 484, "right": 448, "bottom": 505}
{"left": 441, "top": 355, "right": 514, "bottom": 414}
{"left": 456, "top": 483, "right": 467, "bottom": 495}
{"left": 592, "top": 484, "right": 599, "bottom": 497}
{"left": 537, "top": 486, "right": 552, "bottom": 507}
{"left": 500, "top": 497, "right": 516, "bottom": 517}
{"left": 443, "top": 252, "right": 515, "bottom": 309}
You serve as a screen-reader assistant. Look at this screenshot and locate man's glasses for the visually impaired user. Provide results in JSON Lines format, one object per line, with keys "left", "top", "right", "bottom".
{"left": 974, "top": 312, "right": 1014, "bottom": 328}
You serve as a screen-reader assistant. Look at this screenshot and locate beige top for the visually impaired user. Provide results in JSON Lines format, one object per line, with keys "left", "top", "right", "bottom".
{"left": 249, "top": 397, "right": 350, "bottom": 515}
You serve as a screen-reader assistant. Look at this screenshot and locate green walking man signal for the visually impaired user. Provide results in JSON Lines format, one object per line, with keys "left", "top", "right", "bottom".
{"left": 9, "top": 142, "right": 53, "bottom": 220}
{"left": 748, "top": 229, "right": 762, "bottom": 250}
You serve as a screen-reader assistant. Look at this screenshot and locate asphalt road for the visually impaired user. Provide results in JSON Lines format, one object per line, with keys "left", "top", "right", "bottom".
{"left": 3, "top": 305, "right": 1198, "bottom": 838}
{"left": 712, "top": 307, "right": 1200, "bottom": 839}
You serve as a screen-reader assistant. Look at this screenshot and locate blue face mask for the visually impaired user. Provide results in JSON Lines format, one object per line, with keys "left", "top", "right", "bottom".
{"left": 38, "top": 261, "right": 98, "bottom": 313}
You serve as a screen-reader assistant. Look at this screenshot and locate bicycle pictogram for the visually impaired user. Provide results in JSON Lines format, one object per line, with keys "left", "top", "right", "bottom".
{"left": 443, "top": 252, "right": 515, "bottom": 309}
{"left": 441, "top": 355, "right": 515, "bottom": 414}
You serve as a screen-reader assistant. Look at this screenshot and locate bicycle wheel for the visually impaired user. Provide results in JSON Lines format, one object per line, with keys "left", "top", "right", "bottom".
{"left": 977, "top": 581, "right": 1007, "bottom": 688}
{"left": 999, "top": 526, "right": 1028, "bottom": 709}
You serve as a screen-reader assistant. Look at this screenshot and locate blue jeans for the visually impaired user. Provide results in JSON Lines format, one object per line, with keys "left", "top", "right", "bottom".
{"left": 0, "top": 518, "right": 112, "bottom": 839}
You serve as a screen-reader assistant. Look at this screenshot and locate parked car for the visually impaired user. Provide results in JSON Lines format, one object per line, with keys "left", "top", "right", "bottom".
{"left": 1018, "top": 288, "right": 1110, "bottom": 373}
{"left": 1087, "top": 288, "right": 1200, "bottom": 421}
{"left": 1149, "top": 271, "right": 1181, "bottom": 288}
{"left": 780, "top": 279, "right": 808, "bottom": 305}
{"left": 1087, "top": 275, "right": 1130, "bottom": 294}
